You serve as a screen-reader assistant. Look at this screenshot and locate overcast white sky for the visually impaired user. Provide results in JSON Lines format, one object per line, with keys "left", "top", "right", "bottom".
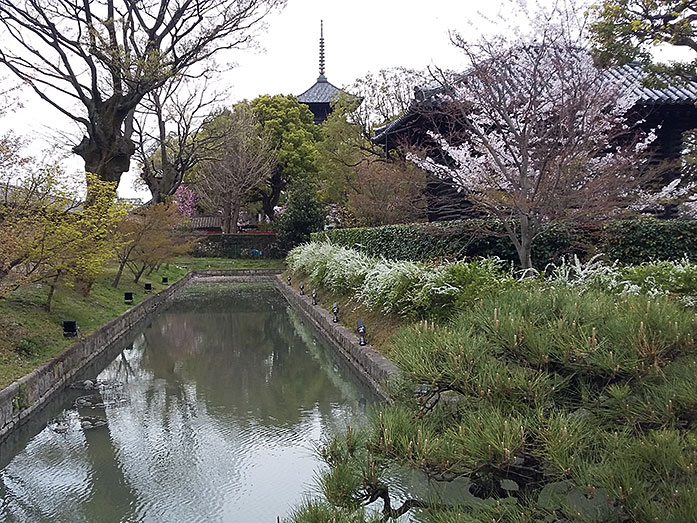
{"left": 1, "top": 0, "right": 508, "bottom": 200}
{"left": 1, "top": 0, "right": 686, "bottom": 201}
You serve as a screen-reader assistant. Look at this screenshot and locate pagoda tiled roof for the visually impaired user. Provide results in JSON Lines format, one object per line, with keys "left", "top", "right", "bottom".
{"left": 297, "top": 76, "right": 342, "bottom": 105}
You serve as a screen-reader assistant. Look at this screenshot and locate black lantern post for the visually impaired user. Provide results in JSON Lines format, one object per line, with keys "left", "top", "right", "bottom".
{"left": 63, "top": 320, "right": 78, "bottom": 338}
{"left": 332, "top": 302, "right": 339, "bottom": 323}
{"left": 162, "top": 276, "right": 169, "bottom": 285}
{"left": 312, "top": 289, "right": 317, "bottom": 305}
{"left": 124, "top": 292, "right": 134, "bottom": 305}
{"left": 357, "top": 319, "right": 367, "bottom": 346}
{"left": 299, "top": 282, "right": 305, "bottom": 295}
{"left": 144, "top": 282, "right": 153, "bottom": 294}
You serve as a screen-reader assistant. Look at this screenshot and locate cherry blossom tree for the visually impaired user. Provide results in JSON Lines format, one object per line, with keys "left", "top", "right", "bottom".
{"left": 174, "top": 184, "right": 198, "bottom": 219}
{"left": 409, "top": 7, "right": 658, "bottom": 269}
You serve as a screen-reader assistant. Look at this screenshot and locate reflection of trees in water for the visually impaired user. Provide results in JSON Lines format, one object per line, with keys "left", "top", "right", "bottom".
{"left": 99, "top": 334, "right": 151, "bottom": 384}
{"left": 0, "top": 285, "right": 373, "bottom": 522}
{"left": 169, "top": 282, "right": 281, "bottom": 314}
{"left": 0, "top": 428, "right": 92, "bottom": 522}
{"left": 285, "top": 307, "right": 369, "bottom": 406}
{"left": 132, "top": 289, "right": 350, "bottom": 426}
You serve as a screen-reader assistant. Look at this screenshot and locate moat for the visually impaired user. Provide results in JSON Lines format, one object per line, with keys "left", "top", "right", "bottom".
{"left": 0, "top": 282, "right": 375, "bottom": 522}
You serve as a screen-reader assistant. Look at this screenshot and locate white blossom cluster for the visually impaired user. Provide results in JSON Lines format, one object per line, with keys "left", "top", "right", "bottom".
{"left": 408, "top": 33, "right": 657, "bottom": 222}
{"left": 545, "top": 254, "right": 697, "bottom": 305}
{"left": 287, "top": 241, "right": 509, "bottom": 316}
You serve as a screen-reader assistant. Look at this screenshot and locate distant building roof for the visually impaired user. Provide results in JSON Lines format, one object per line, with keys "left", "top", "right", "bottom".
{"left": 373, "top": 60, "right": 697, "bottom": 144}
{"left": 190, "top": 216, "right": 222, "bottom": 230}
{"left": 296, "top": 20, "right": 348, "bottom": 124}
{"left": 297, "top": 76, "right": 342, "bottom": 105}
{"left": 606, "top": 62, "right": 697, "bottom": 105}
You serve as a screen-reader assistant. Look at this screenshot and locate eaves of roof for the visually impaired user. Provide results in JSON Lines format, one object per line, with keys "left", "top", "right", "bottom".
{"left": 297, "top": 77, "right": 343, "bottom": 104}
{"left": 373, "top": 61, "right": 697, "bottom": 144}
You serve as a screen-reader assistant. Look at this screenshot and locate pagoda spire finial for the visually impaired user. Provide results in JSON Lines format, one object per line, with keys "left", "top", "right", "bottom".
{"left": 318, "top": 20, "right": 326, "bottom": 81}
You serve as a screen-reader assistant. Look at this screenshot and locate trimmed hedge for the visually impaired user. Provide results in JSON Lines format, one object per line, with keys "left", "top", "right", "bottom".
{"left": 603, "top": 219, "right": 697, "bottom": 265}
{"left": 312, "top": 220, "right": 577, "bottom": 267}
{"left": 193, "top": 233, "right": 282, "bottom": 258}
{"left": 311, "top": 218, "right": 697, "bottom": 266}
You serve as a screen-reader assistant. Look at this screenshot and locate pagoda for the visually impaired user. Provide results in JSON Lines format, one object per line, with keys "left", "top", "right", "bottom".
{"left": 297, "top": 21, "right": 343, "bottom": 124}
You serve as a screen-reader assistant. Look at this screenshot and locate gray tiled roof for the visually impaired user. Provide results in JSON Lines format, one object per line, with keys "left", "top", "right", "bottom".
{"left": 191, "top": 216, "right": 222, "bottom": 229}
{"left": 297, "top": 76, "right": 342, "bottom": 104}
{"left": 373, "top": 61, "right": 697, "bottom": 143}
{"left": 606, "top": 62, "right": 697, "bottom": 105}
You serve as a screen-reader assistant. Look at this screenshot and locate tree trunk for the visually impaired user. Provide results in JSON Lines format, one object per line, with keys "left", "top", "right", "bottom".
{"left": 45, "top": 271, "right": 61, "bottom": 312}
{"left": 231, "top": 197, "right": 241, "bottom": 234}
{"left": 141, "top": 92, "right": 181, "bottom": 204}
{"left": 112, "top": 258, "right": 128, "bottom": 288}
{"left": 258, "top": 168, "right": 284, "bottom": 220}
{"left": 73, "top": 98, "right": 136, "bottom": 195}
{"left": 133, "top": 264, "right": 147, "bottom": 284}
{"left": 517, "top": 216, "right": 534, "bottom": 270}
{"left": 222, "top": 198, "right": 232, "bottom": 234}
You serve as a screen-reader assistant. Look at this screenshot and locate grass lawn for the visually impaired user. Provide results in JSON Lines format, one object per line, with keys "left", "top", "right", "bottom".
{"left": 0, "top": 257, "right": 285, "bottom": 389}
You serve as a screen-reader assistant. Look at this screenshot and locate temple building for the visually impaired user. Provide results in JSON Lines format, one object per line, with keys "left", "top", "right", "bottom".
{"left": 297, "top": 21, "right": 344, "bottom": 124}
{"left": 373, "top": 61, "right": 697, "bottom": 221}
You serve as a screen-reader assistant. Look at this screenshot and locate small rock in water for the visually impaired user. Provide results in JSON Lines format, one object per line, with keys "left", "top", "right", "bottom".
{"left": 52, "top": 423, "right": 69, "bottom": 434}
{"left": 81, "top": 421, "right": 92, "bottom": 429}
{"left": 83, "top": 380, "right": 95, "bottom": 390}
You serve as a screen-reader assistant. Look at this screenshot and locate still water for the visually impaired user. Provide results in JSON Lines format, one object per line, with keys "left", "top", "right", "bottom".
{"left": 0, "top": 282, "right": 376, "bottom": 522}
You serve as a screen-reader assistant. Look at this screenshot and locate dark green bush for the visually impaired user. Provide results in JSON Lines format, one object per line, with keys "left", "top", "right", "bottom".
{"left": 313, "top": 218, "right": 697, "bottom": 267}
{"left": 603, "top": 218, "right": 697, "bottom": 265}
{"left": 275, "top": 180, "right": 326, "bottom": 251}
{"left": 193, "top": 233, "right": 281, "bottom": 258}
{"left": 313, "top": 220, "right": 576, "bottom": 267}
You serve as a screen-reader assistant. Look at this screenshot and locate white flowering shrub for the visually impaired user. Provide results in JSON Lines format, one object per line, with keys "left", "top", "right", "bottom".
{"left": 359, "top": 257, "right": 511, "bottom": 317}
{"left": 544, "top": 254, "right": 623, "bottom": 292}
{"left": 322, "top": 245, "right": 375, "bottom": 294}
{"left": 287, "top": 241, "right": 375, "bottom": 294}
{"left": 289, "top": 243, "right": 697, "bottom": 319}
{"left": 287, "top": 241, "right": 330, "bottom": 279}
{"left": 358, "top": 260, "right": 428, "bottom": 315}
{"left": 545, "top": 255, "right": 697, "bottom": 303}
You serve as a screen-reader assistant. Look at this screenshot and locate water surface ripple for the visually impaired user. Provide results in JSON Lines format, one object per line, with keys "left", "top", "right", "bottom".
{"left": 0, "top": 282, "right": 374, "bottom": 522}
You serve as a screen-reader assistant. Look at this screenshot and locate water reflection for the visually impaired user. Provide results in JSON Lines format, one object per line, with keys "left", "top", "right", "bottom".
{"left": 0, "top": 282, "right": 374, "bottom": 522}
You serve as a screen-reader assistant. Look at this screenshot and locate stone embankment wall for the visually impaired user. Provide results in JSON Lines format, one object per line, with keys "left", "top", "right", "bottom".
{"left": 274, "top": 275, "right": 401, "bottom": 402}
{"left": 0, "top": 269, "right": 282, "bottom": 441}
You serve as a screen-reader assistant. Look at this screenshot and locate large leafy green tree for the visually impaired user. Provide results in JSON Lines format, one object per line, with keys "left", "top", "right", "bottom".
{"left": 250, "top": 94, "right": 321, "bottom": 220}
{"left": 591, "top": 1, "right": 697, "bottom": 80}
{"left": 274, "top": 179, "right": 325, "bottom": 251}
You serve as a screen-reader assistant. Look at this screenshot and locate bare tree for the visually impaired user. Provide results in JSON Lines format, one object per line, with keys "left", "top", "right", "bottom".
{"left": 410, "top": 7, "right": 659, "bottom": 269}
{"left": 195, "top": 105, "right": 276, "bottom": 233}
{"left": 0, "top": 0, "right": 284, "bottom": 190}
{"left": 133, "top": 76, "right": 226, "bottom": 203}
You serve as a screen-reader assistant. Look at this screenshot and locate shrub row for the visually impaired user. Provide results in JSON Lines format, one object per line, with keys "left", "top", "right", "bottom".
{"left": 287, "top": 242, "right": 512, "bottom": 318}
{"left": 192, "top": 233, "right": 282, "bottom": 259}
{"left": 312, "top": 218, "right": 697, "bottom": 266}
{"left": 289, "top": 242, "right": 697, "bottom": 319}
